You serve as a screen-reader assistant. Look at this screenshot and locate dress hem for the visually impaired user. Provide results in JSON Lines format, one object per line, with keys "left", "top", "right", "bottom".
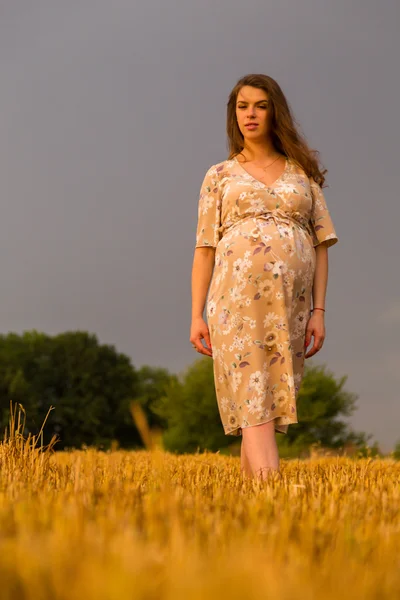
{"left": 224, "top": 415, "right": 298, "bottom": 437}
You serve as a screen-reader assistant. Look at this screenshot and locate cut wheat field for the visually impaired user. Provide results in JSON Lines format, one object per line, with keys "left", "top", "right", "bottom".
{"left": 0, "top": 406, "right": 399, "bottom": 600}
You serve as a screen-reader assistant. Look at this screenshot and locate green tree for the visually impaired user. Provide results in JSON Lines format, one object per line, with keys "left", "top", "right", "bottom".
{"left": 0, "top": 331, "right": 49, "bottom": 431}
{"left": 152, "top": 357, "right": 231, "bottom": 453}
{"left": 0, "top": 330, "right": 141, "bottom": 449}
{"left": 152, "top": 357, "right": 372, "bottom": 455}
{"left": 281, "top": 362, "right": 372, "bottom": 451}
{"left": 134, "top": 365, "right": 174, "bottom": 431}
{"left": 393, "top": 440, "right": 400, "bottom": 460}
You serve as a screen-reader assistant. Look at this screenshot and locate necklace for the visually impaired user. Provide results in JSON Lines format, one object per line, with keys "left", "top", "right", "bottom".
{"left": 252, "top": 154, "right": 282, "bottom": 172}
{"left": 239, "top": 153, "right": 282, "bottom": 172}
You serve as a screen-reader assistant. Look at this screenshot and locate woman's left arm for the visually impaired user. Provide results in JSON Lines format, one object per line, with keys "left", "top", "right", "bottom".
{"left": 305, "top": 244, "right": 328, "bottom": 358}
{"left": 305, "top": 174, "right": 339, "bottom": 359}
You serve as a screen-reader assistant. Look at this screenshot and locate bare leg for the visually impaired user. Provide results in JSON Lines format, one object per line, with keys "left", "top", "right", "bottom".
{"left": 241, "top": 420, "right": 280, "bottom": 481}
{"left": 240, "top": 435, "right": 253, "bottom": 479}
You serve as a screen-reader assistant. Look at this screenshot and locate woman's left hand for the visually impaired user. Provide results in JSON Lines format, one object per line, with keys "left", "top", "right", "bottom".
{"left": 304, "top": 312, "right": 325, "bottom": 358}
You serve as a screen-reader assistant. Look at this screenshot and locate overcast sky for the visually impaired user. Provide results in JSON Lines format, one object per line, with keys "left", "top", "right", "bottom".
{"left": 1, "top": 1, "right": 399, "bottom": 452}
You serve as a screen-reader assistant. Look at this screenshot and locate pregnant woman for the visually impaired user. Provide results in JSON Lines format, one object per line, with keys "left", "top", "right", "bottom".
{"left": 190, "top": 73, "right": 339, "bottom": 481}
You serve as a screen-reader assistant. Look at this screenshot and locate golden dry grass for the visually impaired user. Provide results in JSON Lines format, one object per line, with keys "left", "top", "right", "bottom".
{"left": 0, "top": 403, "right": 399, "bottom": 600}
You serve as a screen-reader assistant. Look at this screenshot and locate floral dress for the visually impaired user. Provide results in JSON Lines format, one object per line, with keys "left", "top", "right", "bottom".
{"left": 195, "top": 156, "right": 339, "bottom": 436}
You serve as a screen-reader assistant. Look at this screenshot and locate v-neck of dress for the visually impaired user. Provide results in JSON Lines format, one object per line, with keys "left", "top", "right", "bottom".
{"left": 234, "top": 155, "right": 289, "bottom": 189}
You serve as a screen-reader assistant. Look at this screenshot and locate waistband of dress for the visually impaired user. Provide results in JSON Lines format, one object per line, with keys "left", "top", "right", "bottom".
{"left": 218, "top": 209, "right": 313, "bottom": 239}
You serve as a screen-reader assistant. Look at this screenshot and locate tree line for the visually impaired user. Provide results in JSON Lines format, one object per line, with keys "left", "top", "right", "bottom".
{"left": 0, "top": 330, "right": 387, "bottom": 456}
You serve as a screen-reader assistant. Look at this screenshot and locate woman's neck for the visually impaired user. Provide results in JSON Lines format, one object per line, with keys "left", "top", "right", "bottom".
{"left": 241, "top": 140, "right": 281, "bottom": 162}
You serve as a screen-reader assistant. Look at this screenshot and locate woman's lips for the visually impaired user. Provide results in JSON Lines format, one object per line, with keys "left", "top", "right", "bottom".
{"left": 245, "top": 123, "right": 258, "bottom": 129}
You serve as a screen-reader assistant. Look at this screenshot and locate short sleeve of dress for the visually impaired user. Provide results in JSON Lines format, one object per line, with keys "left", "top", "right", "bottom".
{"left": 309, "top": 177, "right": 339, "bottom": 248}
{"left": 195, "top": 165, "right": 222, "bottom": 248}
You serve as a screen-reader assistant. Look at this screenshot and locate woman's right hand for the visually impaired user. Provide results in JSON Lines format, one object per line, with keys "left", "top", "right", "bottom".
{"left": 190, "top": 317, "right": 213, "bottom": 357}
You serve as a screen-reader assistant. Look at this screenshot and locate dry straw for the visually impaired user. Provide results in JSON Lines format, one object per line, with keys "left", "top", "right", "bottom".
{"left": 0, "top": 401, "right": 399, "bottom": 600}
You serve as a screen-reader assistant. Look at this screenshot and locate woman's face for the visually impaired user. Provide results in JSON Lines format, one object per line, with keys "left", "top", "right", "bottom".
{"left": 235, "top": 86, "right": 271, "bottom": 142}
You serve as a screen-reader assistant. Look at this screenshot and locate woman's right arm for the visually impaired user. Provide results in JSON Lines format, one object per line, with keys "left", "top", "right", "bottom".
{"left": 190, "top": 247, "right": 215, "bottom": 357}
{"left": 190, "top": 164, "right": 222, "bottom": 357}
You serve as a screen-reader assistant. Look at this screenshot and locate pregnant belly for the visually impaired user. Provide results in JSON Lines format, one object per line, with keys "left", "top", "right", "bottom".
{"left": 208, "top": 217, "right": 315, "bottom": 314}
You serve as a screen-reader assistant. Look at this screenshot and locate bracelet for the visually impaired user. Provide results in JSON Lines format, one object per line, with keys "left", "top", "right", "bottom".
{"left": 311, "top": 307, "right": 326, "bottom": 312}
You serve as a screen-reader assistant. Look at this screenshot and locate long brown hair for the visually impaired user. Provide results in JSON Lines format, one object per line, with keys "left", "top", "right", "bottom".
{"left": 226, "top": 74, "right": 328, "bottom": 187}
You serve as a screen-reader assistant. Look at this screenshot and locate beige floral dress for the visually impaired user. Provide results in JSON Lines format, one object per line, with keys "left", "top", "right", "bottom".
{"left": 195, "top": 156, "right": 339, "bottom": 436}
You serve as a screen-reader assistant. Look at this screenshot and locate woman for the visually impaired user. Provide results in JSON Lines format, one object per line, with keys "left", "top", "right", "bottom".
{"left": 190, "top": 74, "right": 338, "bottom": 481}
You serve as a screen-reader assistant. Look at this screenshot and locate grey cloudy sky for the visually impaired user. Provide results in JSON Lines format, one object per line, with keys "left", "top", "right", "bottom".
{"left": 1, "top": 1, "right": 399, "bottom": 451}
